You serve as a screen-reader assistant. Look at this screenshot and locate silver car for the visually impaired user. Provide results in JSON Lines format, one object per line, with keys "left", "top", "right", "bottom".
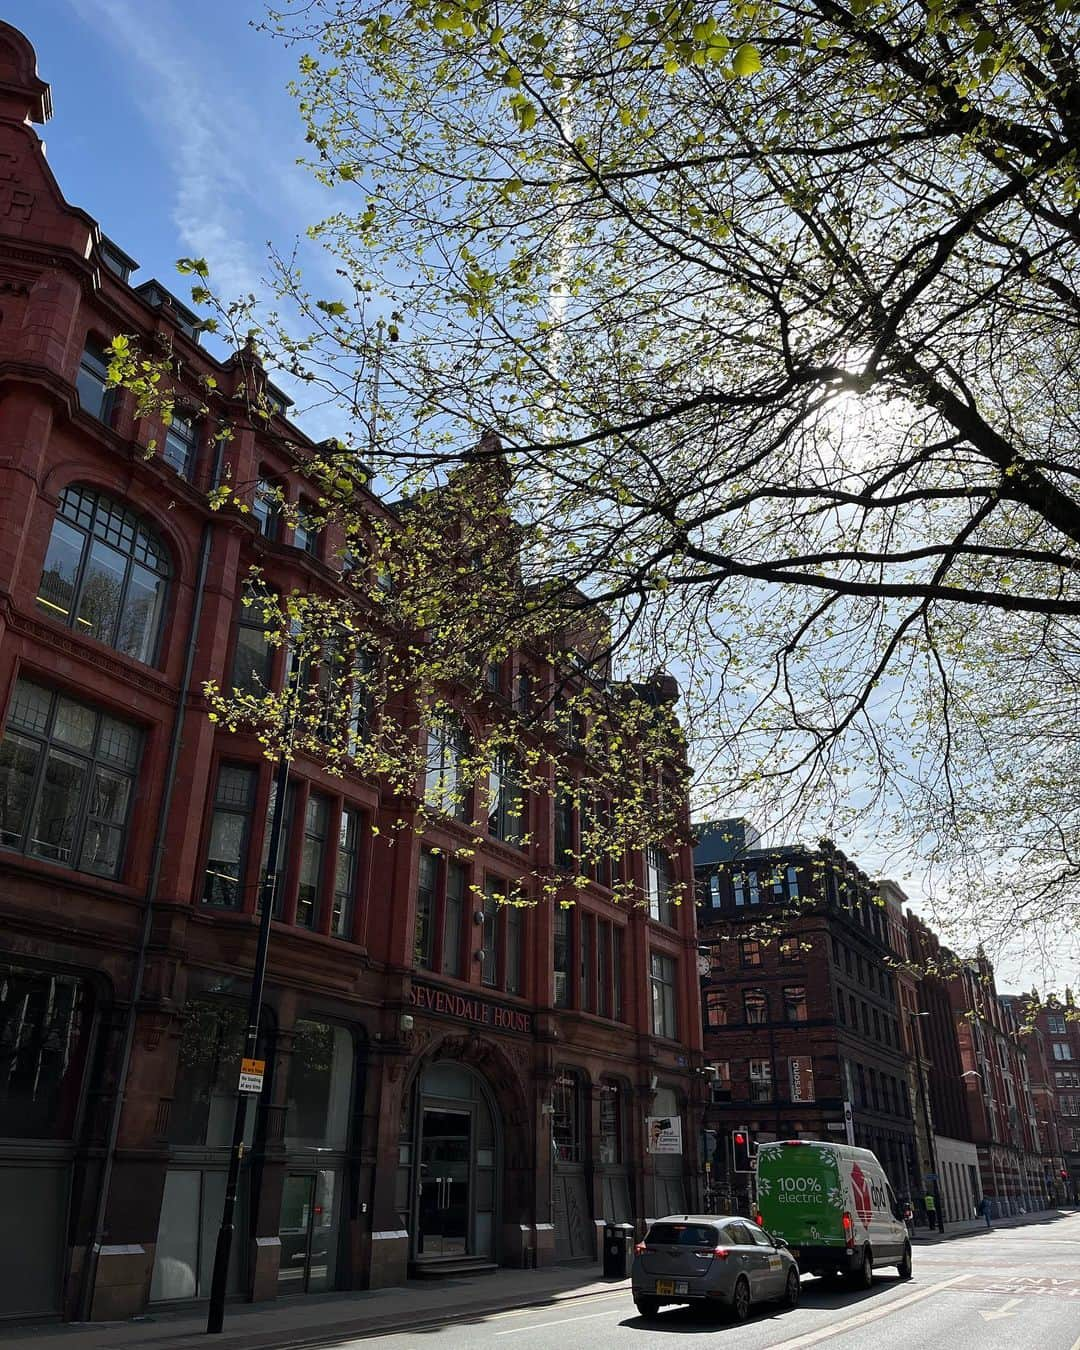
{"left": 631, "top": 1214, "right": 801, "bottom": 1322}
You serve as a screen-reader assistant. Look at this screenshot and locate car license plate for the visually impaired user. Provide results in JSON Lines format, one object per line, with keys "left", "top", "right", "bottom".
{"left": 655, "top": 1280, "right": 688, "bottom": 1295}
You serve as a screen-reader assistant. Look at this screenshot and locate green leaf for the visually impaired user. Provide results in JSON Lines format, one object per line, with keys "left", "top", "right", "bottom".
{"left": 732, "top": 43, "right": 762, "bottom": 77}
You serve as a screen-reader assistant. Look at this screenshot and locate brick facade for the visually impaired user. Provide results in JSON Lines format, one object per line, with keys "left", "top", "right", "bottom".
{"left": 0, "top": 23, "right": 703, "bottom": 1323}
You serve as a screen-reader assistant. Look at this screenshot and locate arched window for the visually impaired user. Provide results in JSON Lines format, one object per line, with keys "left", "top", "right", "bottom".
{"left": 36, "top": 484, "right": 171, "bottom": 665}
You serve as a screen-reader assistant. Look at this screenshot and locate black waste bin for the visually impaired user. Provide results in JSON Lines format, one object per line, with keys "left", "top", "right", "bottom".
{"left": 603, "top": 1222, "right": 635, "bottom": 1279}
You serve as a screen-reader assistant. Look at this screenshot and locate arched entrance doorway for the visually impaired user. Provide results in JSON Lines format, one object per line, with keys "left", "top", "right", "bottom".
{"left": 402, "top": 1060, "right": 500, "bottom": 1267}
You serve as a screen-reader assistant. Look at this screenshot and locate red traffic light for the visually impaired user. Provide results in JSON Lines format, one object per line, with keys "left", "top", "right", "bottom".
{"left": 734, "top": 1132, "right": 746, "bottom": 1144}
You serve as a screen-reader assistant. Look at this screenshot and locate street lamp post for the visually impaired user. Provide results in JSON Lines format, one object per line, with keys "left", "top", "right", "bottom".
{"left": 206, "top": 646, "right": 304, "bottom": 1335}
{"left": 909, "top": 1011, "right": 945, "bottom": 1233}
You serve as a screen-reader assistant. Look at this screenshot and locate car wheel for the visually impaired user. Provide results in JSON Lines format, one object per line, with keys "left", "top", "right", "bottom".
{"left": 729, "top": 1275, "right": 752, "bottom": 1323}
{"left": 897, "top": 1244, "right": 912, "bottom": 1280}
{"left": 634, "top": 1297, "right": 660, "bottom": 1319}
{"left": 851, "top": 1248, "right": 873, "bottom": 1289}
{"left": 783, "top": 1267, "right": 801, "bottom": 1308}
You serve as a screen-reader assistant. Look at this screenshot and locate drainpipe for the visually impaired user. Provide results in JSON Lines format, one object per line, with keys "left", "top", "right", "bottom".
{"left": 78, "top": 438, "right": 223, "bottom": 1320}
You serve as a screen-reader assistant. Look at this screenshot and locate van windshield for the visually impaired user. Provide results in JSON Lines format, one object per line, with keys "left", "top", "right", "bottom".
{"left": 647, "top": 1223, "right": 718, "bottom": 1246}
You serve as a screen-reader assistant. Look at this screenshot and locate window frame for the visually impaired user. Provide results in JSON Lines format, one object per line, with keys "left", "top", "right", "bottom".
{"left": 162, "top": 411, "right": 200, "bottom": 479}
{"left": 76, "top": 339, "right": 116, "bottom": 424}
{"left": 0, "top": 678, "right": 142, "bottom": 880}
{"left": 650, "top": 950, "right": 678, "bottom": 1039}
{"left": 202, "top": 762, "right": 259, "bottom": 908}
{"left": 36, "top": 484, "right": 172, "bottom": 667}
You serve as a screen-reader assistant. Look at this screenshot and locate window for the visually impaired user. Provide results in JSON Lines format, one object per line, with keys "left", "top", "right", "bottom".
{"left": 780, "top": 936, "right": 800, "bottom": 962}
{"left": 554, "top": 907, "right": 571, "bottom": 1007}
{"left": 414, "top": 851, "right": 437, "bottom": 970}
{"left": 0, "top": 964, "right": 93, "bottom": 1139}
{"left": 749, "top": 1058, "right": 772, "bottom": 1103}
{"left": 253, "top": 477, "right": 282, "bottom": 540}
{"left": 872, "top": 1007, "right": 881, "bottom": 1040}
{"left": 705, "top": 993, "right": 727, "bottom": 1027}
{"left": 848, "top": 993, "right": 857, "bottom": 1025}
{"left": 650, "top": 951, "right": 677, "bottom": 1039}
{"left": 163, "top": 413, "right": 199, "bottom": 478}
{"left": 424, "top": 718, "right": 467, "bottom": 820}
{"left": 599, "top": 1081, "right": 622, "bottom": 1163}
{"left": 285, "top": 1019, "right": 353, "bottom": 1150}
{"left": 0, "top": 679, "right": 141, "bottom": 879}
{"left": 708, "top": 873, "right": 722, "bottom": 907}
{"left": 710, "top": 1060, "right": 731, "bottom": 1102}
{"left": 506, "top": 902, "right": 522, "bottom": 995}
{"left": 1054, "top": 1042, "right": 1074, "bottom": 1061}
{"left": 552, "top": 1070, "right": 583, "bottom": 1162}
{"left": 515, "top": 669, "right": 532, "bottom": 715}
{"left": 296, "top": 794, "right": 329, "bottom": 928}
{"left": 554, "top": 790, "right": 575, "bottom": 869}
{"left": 443, "top": 860, "right": 466, "bottom": 979}
{"left": 597, "top": 917, "right": 612, "bottom": 1018}
{"left": 646, "top": 847, "right": 675, "bottom": 925}
{"left": 259, "top": 779, "right": 296, "bottom": 917}
{"left": 784, "top": 986, "right": 807, "bottom": 1022}
{"left": 786, "top": 865, "right": 800, "bottom": 898}
{"left": 37, "top": 484, "right": 171, "bottom": 665}
{"left": 578, "top": 911, "right": 594, "bottom": 1011}
{"left": 837, "top": 989, "right": 847, "bottom": 1023}
{"left": 332, "top": 806, "right": 361, "bottom": 938}
{"left": 168, "top": 1002, "right": 268, "bottom": 1147}
{"left": 485, "top": 661, "right": 503, "bottom": 694}
{"left": 231, "top": 594, "right": 276, "bottom": 694}
{"left": 743, "top": 989, "right": 768, "bottom": 1024}
{"left": 488, "top": 753, "right": 525, "bottom": 844}
{"left": 613, "top": 925, "right": 624, "bottom": 1022}
{"left": 76, "top": 340, "right": 115, "bottom": 423}
{"left": 203, "top": 764, "right": 257, "bottom": 907}
{"left": 1047, "top": 1014, "right": 1067, "bottom": 1035}
{"left": 293, "top": 502, "right": 320, "bottom": 557}
{"left": 1054, "top": 1070, "right": 1080, "bottom": 1088}
{"left": 739, "top": 938, "right": 762, "bottom": 968}
{"left": 482, "top": 879, "right": 502, "bottom": 988}
{"left": 343, "top": 648, "right": 375, "bottom": 756}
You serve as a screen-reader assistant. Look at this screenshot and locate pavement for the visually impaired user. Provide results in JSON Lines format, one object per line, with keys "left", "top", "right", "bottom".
{"left": 2, "top": 1264, "right": 620, "bottom": 1350}
{"left": 6, "top": 1208, "right": 1079, "bottom": 1350}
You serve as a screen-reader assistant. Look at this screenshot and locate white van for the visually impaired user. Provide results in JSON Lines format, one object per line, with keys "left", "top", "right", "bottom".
{"left": 755, "top": 1140, "right": 911, "bottom": 1286}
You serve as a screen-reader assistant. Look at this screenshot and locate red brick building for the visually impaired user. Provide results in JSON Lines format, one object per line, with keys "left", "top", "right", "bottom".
{"left": 695, "top": 824, "right": 916, "bottom": 1206}
{"left": 0, "top": 23, "right": 702, "bottom": 1323}
{"left": 1028, "top": 993, "right": 1080, "bottom": 1202}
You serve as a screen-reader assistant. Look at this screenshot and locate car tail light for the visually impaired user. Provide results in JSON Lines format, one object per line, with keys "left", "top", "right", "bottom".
{"left": 634, "top": 1242, "right": 647, "bottom": 1256}
{"left": 842, "top": 1212, "right": 855, "bottom": 1248}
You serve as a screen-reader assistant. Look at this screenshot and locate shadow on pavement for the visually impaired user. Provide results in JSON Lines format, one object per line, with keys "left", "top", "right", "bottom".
{"left": 620, "top": 1273, "right": 912, "bottom": 1334}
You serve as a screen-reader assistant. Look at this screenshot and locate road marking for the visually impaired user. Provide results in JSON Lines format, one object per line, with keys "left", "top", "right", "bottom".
{"left": 484, "top": 1290, "right": 628, "bottom": 1322}
{"left": 979, "top": 1296, "right": 1023, "bottom": 1321}
{"left": 765, "top": 1275, "right": 971, "bottom": 1350}
{"left": 493, "top": 1307, "right": 625, "bottom": 1335}
{"left": 1070, "top": 1334, "right": 1080, "bottom": 1350}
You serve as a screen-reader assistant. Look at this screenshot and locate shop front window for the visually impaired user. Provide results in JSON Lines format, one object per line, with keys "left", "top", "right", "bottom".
{"left": 599, "top": 1080, "right": 622, "bottom": 1164}
{"left": 284, "top": 1019, "right": 353, "bottom": 1151}
{"left": 552, "top": 1070, "right": 583, "bottom": 1163}
{"left": 168, "top": 1001, "right": 269, "bottom": 1147}
{"left": 0, "top": 964, "right": 93, "bottom": 1139}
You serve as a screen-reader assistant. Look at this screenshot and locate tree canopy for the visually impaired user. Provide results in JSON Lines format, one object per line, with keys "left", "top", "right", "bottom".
{"left": 125, "top": 0, "right": 1080, "bottom": 969}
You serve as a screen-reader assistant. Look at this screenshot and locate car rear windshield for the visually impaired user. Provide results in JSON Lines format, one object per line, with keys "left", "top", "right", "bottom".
{"left": 647, "top": 1223, "right": 718, "bottom": 1246}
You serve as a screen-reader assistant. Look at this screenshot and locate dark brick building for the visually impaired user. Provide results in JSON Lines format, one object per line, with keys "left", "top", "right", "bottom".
{"left": 695, "top": 823, "right": 916, "bottom": 1204}
{"left": 1027, "top": 994, "right": 1079, "bottom": 1202}
{"left": 0, "top": 23, "right": 703, "bottom": 1323}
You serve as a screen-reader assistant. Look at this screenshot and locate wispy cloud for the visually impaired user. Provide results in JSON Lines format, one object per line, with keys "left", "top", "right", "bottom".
{"left": 67, "top": 0, "right": 330, "bottom": 301}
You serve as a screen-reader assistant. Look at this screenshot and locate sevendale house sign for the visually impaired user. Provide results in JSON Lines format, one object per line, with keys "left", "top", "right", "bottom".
{"left": 409, "top": 981, "right": 533, "bottom": 1034}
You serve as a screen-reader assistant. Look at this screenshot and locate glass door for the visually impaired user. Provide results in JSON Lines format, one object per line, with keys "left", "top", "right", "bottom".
{"left": 417, "top": 1106, "right": 471, "bottom": 1259}
{"left": 277, "top": 1170, "right": 338, "bottom": 1293}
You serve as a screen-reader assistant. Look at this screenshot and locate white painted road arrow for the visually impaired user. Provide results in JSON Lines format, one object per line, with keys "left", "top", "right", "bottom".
{"left": 979, "top": 1296, "right": 1023, "bottom": 1321}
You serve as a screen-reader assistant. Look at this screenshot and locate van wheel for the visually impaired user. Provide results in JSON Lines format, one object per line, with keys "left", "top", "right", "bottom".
{"left": 897, "top": 1244, "right": 912, "bottom": 1280}
{"left": 729, "top": 1275, "right": 752, "bottom": 1322}
{"left": 851, "top": 1248, "right": 873, "bottom": 1289}
{"left": 784, "top": 1267, "right": 801, "bottom": 1308}
{"left": 634, "top": 1297, "right": 660, "bottom": 1319}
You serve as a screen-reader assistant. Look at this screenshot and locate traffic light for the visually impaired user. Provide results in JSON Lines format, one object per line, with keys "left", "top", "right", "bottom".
{"left": 732, "top": 1127, "right": 752, "bottom": 1172}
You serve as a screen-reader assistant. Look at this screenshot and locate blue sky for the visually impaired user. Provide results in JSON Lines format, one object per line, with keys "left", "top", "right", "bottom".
{"left": 9, "top": 0, "right": 331, "bottom": 305}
